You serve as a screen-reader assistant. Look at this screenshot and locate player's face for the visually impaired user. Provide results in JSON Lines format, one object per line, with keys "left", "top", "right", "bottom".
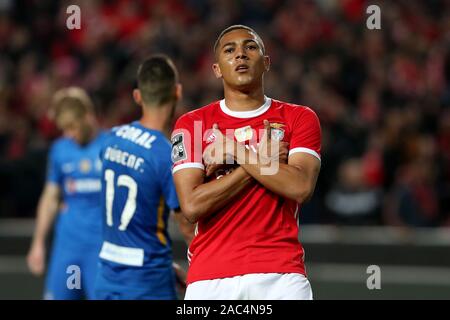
{"left": 213, "top": 29, "right": 269, "bottom": 90}
{"left": 56, "top": 111, "right": 92, "bottom": 145}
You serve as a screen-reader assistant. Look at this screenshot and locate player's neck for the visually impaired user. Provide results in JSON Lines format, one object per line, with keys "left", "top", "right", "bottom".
{"left": 223, "top": 86, "right": 265, "bottom": 111}
{"left": 139, "top": 106, "right": 171, "bottom": 135}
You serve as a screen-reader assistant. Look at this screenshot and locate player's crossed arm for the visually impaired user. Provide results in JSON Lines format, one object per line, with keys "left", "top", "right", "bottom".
{"left": 240, "top": 151, "right": 321, "bottom": 204}
{"left": 173, "top": 165, "right": 252, "bottom": 224}
{"left": 239, "top": 120, "right": 321, "bottom": 204}
{"left": 204, "top": 120, "right": 321, "bottom": 204}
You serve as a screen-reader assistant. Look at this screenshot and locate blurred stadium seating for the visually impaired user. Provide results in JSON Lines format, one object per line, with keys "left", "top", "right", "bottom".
{"left": 0, "top": 0, "right": 449, "bottom": 299}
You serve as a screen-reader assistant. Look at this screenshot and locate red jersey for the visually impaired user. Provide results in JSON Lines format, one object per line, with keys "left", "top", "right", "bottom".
{"left": 171, "top": 97, "right": 321, "bottom": 285}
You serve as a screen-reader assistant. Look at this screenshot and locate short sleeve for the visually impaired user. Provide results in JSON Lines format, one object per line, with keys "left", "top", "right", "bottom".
{"left": 289, "top": 107, "right": 321, "bottom": 161}
{"left": 171, "top": 114, "right": 204, "bottom": 174}
{"left": 46, "top": 143, "right": 63, "bottom": 185}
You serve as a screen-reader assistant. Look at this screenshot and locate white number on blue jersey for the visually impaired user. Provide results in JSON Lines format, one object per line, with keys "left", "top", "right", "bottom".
{"left": 104, "top": 169, "right": 138, "bottom": 231}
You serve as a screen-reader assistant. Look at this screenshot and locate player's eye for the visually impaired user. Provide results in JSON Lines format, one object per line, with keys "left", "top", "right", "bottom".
{"left": 247, "top": 44, "right": 257, "bottom": 50}
{"left": 224, "top": 47, "right": 234, "bottom": 54}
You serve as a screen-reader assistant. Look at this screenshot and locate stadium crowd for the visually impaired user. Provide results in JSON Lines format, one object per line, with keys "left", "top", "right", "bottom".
{"left": 0, "top": 0, "right": 449, "bottom": 227}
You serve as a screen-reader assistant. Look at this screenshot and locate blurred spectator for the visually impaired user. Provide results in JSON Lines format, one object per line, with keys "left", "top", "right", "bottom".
{"left": 325, "top": 158, "right": 382, "bottom": 225}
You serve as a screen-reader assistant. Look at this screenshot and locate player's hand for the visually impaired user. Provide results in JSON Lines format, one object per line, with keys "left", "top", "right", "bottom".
{"left": 203, "top": 123, "right": 237, "bottom": 165}
{"left": 205, "top": 163, "right": 225, "bottom": 177}
{"left": 258, "top": 120, "right": 288, "bottom": 164}
{"left": 279, "top": 141, "right": 289, "bottom": 163}
{"left": 27, "top": 241, "right": 46, "bottom": 276}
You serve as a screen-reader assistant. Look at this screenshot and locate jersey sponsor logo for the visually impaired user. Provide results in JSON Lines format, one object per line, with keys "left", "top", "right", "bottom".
{"left": 115, "top": 125, "right": 157, "bottom": 149}
{"left": 171, "top": 132, "right": 187, "bottom": 163}
{"left": 234, "top": 125, "right": 253, "bottom": 142}
{"left": 103, "top": 146, "right": 145, "bottom": 171}
{"left": 64, "top": 178, "right": 101, "bottom": 194}
{"left": 99, "top": 241, "right": 144, "bottom": 267}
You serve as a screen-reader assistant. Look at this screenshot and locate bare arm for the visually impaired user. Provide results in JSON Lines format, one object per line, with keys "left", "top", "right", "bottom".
{"left": 236, "top": 119, "right": 321, "bottom": 204}
{"left": 27, "top": 183, "right": 60, "bottom": 275}
{"left": 239, "top": 151, "right": 321, "bottom": 204}
{"left": 173, "top": 167, "right": 253, "bottom": 223}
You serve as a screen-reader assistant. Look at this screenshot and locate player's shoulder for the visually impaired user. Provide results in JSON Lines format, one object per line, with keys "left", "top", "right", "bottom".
{"left": 94, "top": 129, "right": 111, "bottom": 143}
{"left": 110, "top": 121, "right": 170, "bottom": 150}
{"left": 175, "top": 101, "right": 221, "bottom": 124}
{"left": 273, "top": 99, "right": 316, "bottom": 115}
{"left": 50, "top": 137, "right": 73, "bottom": 152}
{"left": 272, "top": 99, "right": 319, "bottom": 123}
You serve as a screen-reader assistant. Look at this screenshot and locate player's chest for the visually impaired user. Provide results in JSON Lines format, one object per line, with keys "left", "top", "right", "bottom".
{"left": 59, "top": 150, "right": 102, "bottom": 178}
{"left": 203, "top": 116, "right": 290, "bottom": 146}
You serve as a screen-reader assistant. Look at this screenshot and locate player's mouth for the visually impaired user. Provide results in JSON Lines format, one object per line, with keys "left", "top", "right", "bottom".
{"left": 235, "top": 64, "right": 250, "bottom": 73}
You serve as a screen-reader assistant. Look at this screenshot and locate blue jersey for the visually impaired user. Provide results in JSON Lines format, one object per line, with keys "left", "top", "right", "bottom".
{"left": 98, "top": 121, "right": 179, "bottom": 286}
{"left": 47, "top": 132, "right": 107, "bottom": 244}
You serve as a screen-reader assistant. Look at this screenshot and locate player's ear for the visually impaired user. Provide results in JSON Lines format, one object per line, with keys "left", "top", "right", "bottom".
{"left": 264, "top": 55, "right": 270, "bottom": 72}
{"left": 212, "top": 63, "right": 222, "bottom": 79}
{"left": 175, "top": 83, "right": 182, "bottom": 102}
{"left": 133, "top": 88, "right": 142, "bottom": 106}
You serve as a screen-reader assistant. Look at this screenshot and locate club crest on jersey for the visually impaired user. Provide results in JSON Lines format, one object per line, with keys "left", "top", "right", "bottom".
{"left": 79, "top": 159, "right": 92, "bottom": 173}
{"left": 234, "top": 125, "right": 253, "bottom": 142}
{"left": 171, "top": 132, "right": 187, "bottom": 163}
{"left": 270, "top": 123, "right": 285, "bottom": 141}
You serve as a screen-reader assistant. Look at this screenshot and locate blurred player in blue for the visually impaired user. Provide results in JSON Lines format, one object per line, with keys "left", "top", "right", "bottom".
{"left": 94, "top": 55, "right": 194, "bottom": 300}
{"left": 27, "top": 87, "right": 107, "bottom": 299}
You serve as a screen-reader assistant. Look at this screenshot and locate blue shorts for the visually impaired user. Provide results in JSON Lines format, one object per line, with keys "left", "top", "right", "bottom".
{"left": 44, "top": 232, "right": 101, "bottom": 300}
{"left": 94, "top": 266, "right": 177, "bottom": 300}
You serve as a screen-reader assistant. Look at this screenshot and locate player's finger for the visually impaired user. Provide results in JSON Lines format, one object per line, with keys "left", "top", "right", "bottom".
{"left": 280, "top": 141, "right": 289, "bottom": 152}
{"left": 205, "top": 164, "right": 217, "bottom": 177}
{"left": 263, "top": 119, "right": 271, "bottom": 140}
{"left": 202, "top": 144, "right": 214, "bottom": 165}
{"left": 206, "top": 164, "right": 213, "bottom": 177}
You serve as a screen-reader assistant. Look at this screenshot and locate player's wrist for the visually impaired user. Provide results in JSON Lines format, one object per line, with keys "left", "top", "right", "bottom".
{"left": 31, "top": 237, "right": 45, "bottom": 248}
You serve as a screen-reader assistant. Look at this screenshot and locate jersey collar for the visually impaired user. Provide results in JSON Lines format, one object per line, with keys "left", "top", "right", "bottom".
{"left": 219, "top": 96, "right": 272, "bottom": 119}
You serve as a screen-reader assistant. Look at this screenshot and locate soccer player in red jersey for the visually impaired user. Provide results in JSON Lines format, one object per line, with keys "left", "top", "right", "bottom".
{"left": 171, "top": 25, "right": 321, "bottom": 300}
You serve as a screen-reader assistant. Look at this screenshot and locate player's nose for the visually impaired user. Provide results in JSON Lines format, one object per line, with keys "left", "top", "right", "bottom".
{"left": 234, "top": 45, "right": 248, "bottom": 60}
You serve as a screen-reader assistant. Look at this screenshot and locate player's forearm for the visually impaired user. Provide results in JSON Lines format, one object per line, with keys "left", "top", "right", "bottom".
{"left": 181, "top": 167, "right": 252, "bottom": 223}
{"left": 32, "top": 195, "right": 59, "bottom": 244}
{"left": 240, "top": 157, "right": 316, "bottom": 204}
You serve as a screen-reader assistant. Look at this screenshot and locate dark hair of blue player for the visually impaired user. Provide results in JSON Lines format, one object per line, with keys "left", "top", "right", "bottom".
{"left": 213, "top": 25, "right": 265, "bottom": 58}
{"left": 136, "top": 55, "right": 179, "bottom": 107}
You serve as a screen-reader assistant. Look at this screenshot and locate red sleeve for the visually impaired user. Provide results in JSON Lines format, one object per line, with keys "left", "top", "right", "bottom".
{"left": 171, "top": 113, "right": 205, "bottom": 173}
{"left": 289, "top": 107, "right": 321, "bottom": 161}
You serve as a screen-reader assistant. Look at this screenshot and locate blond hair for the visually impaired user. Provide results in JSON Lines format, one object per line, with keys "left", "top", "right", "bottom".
{"left": 50, "top": 87, "right": 94, "bottom": 120}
